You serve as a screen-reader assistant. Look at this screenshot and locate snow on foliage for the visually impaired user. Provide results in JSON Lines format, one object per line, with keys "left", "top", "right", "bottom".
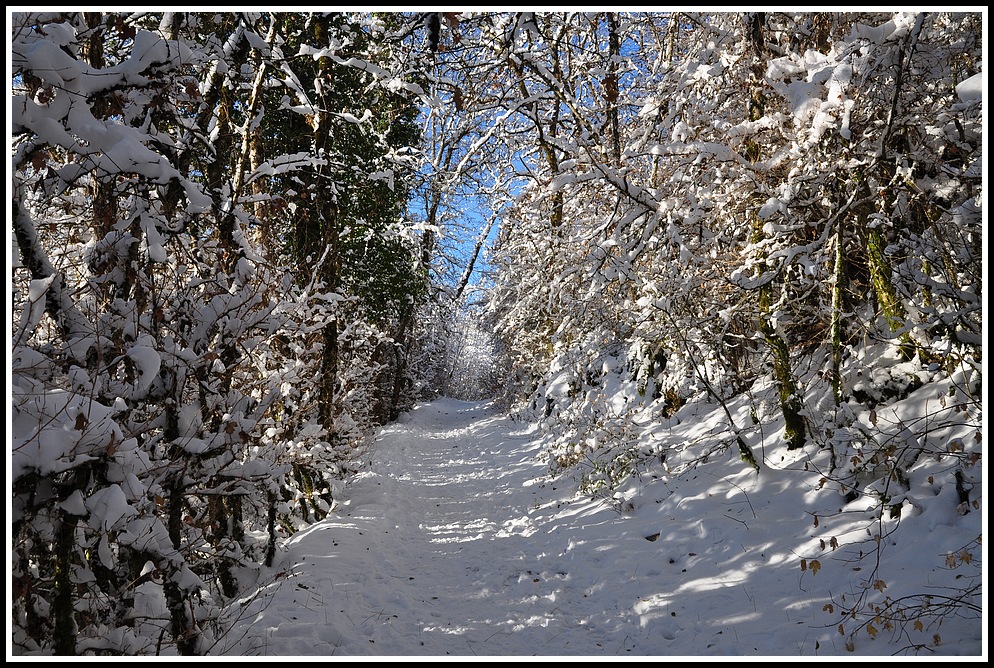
{"left": 481, "top": 10, "right": 981, "bottom": 655}
{"left": 12, "top": 10, "right": 427, "bottom": 656}
{"left": 9, "top": 10, "right": 982, "bottom": 658}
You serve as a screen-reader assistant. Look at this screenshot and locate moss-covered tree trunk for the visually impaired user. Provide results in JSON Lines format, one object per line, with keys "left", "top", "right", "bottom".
{"left": 746, "top": 14, "right": 805, "bottom": 450}
{"left": 757, "top": 282, "right": 807, "bottom": 450}
{"left": 848, "top": 179, "right": 917, "bottom": 360}
{"left": 866, "top": 223, "right": 916, "bottom": 359}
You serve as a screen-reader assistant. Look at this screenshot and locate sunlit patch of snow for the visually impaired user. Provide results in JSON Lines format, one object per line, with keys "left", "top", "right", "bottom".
{"left": 511, "top": 615, "right": 554, "bottom": 631}
{"left": 420, "top": 625, "right": 474, "bottom": 635}
{"left": 421, "top": 518, "right": 498, "bottom": 544}
{"left": 429, "top": 533, "right": 489, "bottom": 544}
{"left": 495, "top": 516, "right": 537, "bottom": 538}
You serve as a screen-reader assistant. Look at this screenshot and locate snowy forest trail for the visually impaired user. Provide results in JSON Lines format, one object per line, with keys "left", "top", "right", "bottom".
{"left": 220, "top": 397, "right": 852, "bottom": 658}
{"left": 224, "top": 398, "right": 637, "bottom": 656}
{"left": 11, "top": 11, "right": 983, "bottom": 661}
{"left": 217, "top": 392, "right": 983, "bottom": 658}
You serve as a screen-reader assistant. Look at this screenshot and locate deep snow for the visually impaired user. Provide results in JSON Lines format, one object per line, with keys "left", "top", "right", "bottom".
{"left": 217, "top": 397, "right": 984, "bottom": 659}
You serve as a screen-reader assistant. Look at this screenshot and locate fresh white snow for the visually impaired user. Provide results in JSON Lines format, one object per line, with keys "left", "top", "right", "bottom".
{"left": 217, "top": 397, "right": 983, "bottom": 659}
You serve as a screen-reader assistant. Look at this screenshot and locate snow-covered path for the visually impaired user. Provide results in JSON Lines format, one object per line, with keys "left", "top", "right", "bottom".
{"left": 225, "top": 398, "right": 639, "bottom": 656}
{"left": 220, "top": 397, "right": 982, "bottom": 658}
{"left": 326, "top": 399, "right": 593, "bottom": 655}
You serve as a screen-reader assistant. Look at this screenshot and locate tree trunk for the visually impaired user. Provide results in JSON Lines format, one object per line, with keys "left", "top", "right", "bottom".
{"left": 745, "top": 16, "right": 805, "bottom": 450}
{"left": 163, "top": 376, "right": 198, "bottom": 654}
{"left": 830, "top": 217, "right": 846, "bottom": 404}
{"left": 12, "top": 197, "right": 92, "bottom": 346}
{"left": 604, "top": 12, "right": 621, "bottom": 165}
{"left": 759, "top": 312, "right": 807, "bottom": 450}
{"left": 51, "top": 509, "right": 79, "bottom": 655}
{"left": 265, "top": 490, "right": 279, "bottom": 567}
{"left": 866, "top": 223, "right": 915, "bottom": 359}
{"left": 752, "top": 217, "right": 806, "bottom": 451}
{"left": 164, "top": 473, "right": 197, "bottom": 655}
{"left": 312, "top": 16, "right": 343, "bottom": 438}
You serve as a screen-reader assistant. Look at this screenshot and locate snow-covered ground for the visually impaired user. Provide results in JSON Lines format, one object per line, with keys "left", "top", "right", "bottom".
{"left": 218, "top": 397, "right": 983, "bottom": 658}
